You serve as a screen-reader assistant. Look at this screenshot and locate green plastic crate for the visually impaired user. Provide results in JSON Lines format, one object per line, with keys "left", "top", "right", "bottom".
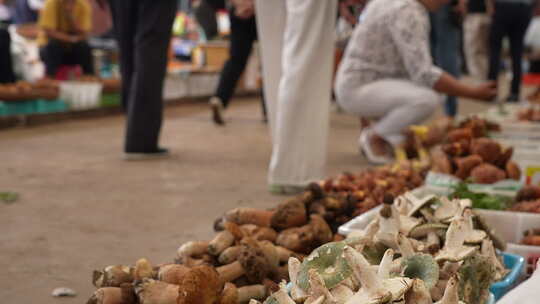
{"left": 35, "top": 99, "right": 68, "bottom": 114}
{"left": 0, "top": 100, "right": 36, "bottom": 116}
{"left": 100, "top": 93, "right": 120, "bottom": 108}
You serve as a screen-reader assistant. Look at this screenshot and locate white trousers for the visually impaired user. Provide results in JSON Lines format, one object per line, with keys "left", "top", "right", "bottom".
{"left": 255, "top": 0, "right": 337, "bottom": 186}
{"left": 335, "top": 79, "right": 440, "bottom": 146}
{"left": 464, "top": 14, "right": 491, "bottom": 80}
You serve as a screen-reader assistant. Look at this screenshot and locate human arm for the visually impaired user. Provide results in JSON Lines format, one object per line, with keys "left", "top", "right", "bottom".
{"left": 389, "top": 7, "right": 496, "bottom": 100}
{"left": 434, "top": 72, "right": 497, "bottom": 100}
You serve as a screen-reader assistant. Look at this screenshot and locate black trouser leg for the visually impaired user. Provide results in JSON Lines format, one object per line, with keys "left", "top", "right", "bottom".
{"left": 507, "top": 4, "right": 532, "bottom": 96}
{"left": 488, "top": 4, "right": 506, "bottom": 83}
{"left": 110, "top": 0, "right": 177, "bottom": 153}
{"left": 110, "top": 0, "right": 135, "bottom": 109}
{"left": 0, "top": 28, "right": 15, "bottom": 83}
{"left": 69, "top": 41, "right": 95, "bottom": 75}
{"left": 214, "top": 10, "right": 257, "bottom": 108}
{"left": 40, "top": 39, "right": 67, "bottom": 77}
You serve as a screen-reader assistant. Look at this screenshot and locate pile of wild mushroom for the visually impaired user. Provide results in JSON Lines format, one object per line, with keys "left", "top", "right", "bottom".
{"left": 85, "top": 164, "right": 429, "bottom": 304}
{"left": 510, "top": 185, "right": 540, "bottom": 214}
{"left": 257, "top": 192, "right": 509, "bottom": 304}
{"left": 517, "top": 106, "right": 540, "bottom": 122}
{"left": 431, "top": 126, "right": 521, "bottom": 184}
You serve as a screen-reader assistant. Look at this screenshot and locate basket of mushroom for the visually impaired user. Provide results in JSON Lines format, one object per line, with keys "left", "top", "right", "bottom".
{"left": 258, "top": 192, "right": 521, "bottom": 304}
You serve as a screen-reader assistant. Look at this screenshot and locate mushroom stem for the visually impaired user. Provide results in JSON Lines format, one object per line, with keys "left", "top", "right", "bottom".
{"left": 217, "top": 261, "right": 245, "bottom": 283}
{"left": 438, "top": 276, "right": 460, "bottom": 304}
{"left": 427, "top": 232, "right": 441, "bottom": 253}
{"left": 288, "top": 257, "right": 308, "bottom": 302}
{"left": 378, "top": 249, "right": 395, "bottom": 279}
{"left": 376, "top": 205, "right": 400, "bottom": 248}
{"left": 225, "top": 208, "right": 274, "bottom": 227}
{"left": 343, "top": 247, "right": 391, "bottom": 302}
{"left": 209, "top": 231, "right": 236, "bottom": 256}
{"left": 276, "top": 246, "right": 297, "bottom": 263}
{"left": 157, "top": 264, "right": 190, "bottom": 285}
{"left": 307, "top": 269, "right": 336, "bottom": 304}
{"left": 237, "top": 285, "right": 267, "bottom": 304}
{"left": 176, "top": 241, "right": 209, "bottom": 262}
{"left": 397, "top": 234, "right": 415, "bottom": 258}
{"left": 273, "top": 284, "right": 296, "bottom": 304}
{"left": 219, "top": 246, "right": 242, "bottom": 265}
{"left": 135, "top": 279, "right": 179, "bottom": 304}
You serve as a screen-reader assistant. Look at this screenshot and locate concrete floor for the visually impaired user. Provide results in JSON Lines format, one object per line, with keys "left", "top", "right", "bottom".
{"left": 0, "top": 96, "right": 489, "bottom": 303}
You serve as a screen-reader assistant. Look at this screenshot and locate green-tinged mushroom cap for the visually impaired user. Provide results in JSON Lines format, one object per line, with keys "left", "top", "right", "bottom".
{"left": 297, "top": 242, "right": 352, "bottom": 291}
{"left": 401, "top": 254, "right": 440, "bottom": 290}
{"left": 458, "top": 255, "right": 496, "bottom": 304}
{"left": 362, "top": 242, "right": 390, "bottom": 265}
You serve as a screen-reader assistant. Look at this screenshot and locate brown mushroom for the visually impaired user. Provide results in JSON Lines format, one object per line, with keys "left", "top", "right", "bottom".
{"left": 239, "top": 225, "right": 278, "bottom": 243}
{"left": 447, "top": 128, "right": 473, "bottom": 142}
{"left": 135, "top": 279, "right": 180, "bottom": 304}
{"left": 219, "top": 246, "right": 243, "bottom": 265}
{"left": 470, "top": 163, "right": 507, "bottom": 184}
{"left": 505, "top": 161, "right": 521, "bottom": 180}
{"left": 270, "top": 198, "right": 308, "bottom": 230}
{"left": 470, "top": 138, "right": 502, "bottom": 164}
{"left": 431, "top": 148, "right": 454, "bottom": 175}
{"left": 87, "top": 286, "right": 136, "bottom": 304}
{"left": 216, "top": 241, "right": 270, "bottom": 284}
{"left": 454, "top": 155, "right": 483, "bottom": 180}
{"left": 158, "top": 264, "right": 191, "bottom": 285}
{"left": 494, "top": 147, "right": 514, "bottom": 168}
{"left": 176, "top": 265, "right": 223, "bottom": 304}
{"left": 275, "top": 215, "right": 333, "bottom": 254}
{"left": 134, "top": 258, "right": 156, "bottom": 281}
{"left": 93, "top": 265, "right": 134, "bottom": 288}
{"left": 224, "top": 208, "right": 274, "bottom": 227}
{"left": 176, "top": 241, "right": 210, "bottom": 265}
{"left": 209, "top": 231, "right": 236, "bottom": 256}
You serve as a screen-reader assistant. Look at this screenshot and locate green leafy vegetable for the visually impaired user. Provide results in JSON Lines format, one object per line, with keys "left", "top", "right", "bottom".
{"left": 450, "top": 183, "right": 510, "bottom": 210}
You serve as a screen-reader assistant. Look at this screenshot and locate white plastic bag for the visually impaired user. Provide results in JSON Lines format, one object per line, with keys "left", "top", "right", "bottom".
{"left": 525, "top": 17, "right": 540, "bottom": 49}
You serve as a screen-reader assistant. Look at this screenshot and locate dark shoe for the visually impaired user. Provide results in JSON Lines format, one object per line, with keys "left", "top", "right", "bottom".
{"left": 507, "top": 93, "right": 519, "bottom": 103}
{"left": 210, "top": 97, "right": 225, "bottom": 126}
{"left": 124, "top": 148, "right": 170, "bottom": 161}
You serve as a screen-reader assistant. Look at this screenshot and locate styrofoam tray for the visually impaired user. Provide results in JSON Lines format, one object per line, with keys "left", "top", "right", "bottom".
{"left": 482, "top": 104, "right": 540, "bottom": 140}
{"left": 59, "top": 81, "right": 103, "bottom": 110}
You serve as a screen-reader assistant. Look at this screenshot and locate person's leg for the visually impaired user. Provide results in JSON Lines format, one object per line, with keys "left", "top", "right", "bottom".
{"left": 464, "top": 14, "right": 490, "bottom": 80}
{"left": 123, "top": 0, "right": 177, "bottom": 153}
{"left": 432, "top": 5, "right": 461, "bottom": 117}
{"left": 255, "top": 0, "right": 286, "bottom": 140}
{"left": 40, "top": 39, "right": 66, "bottom": 77}
{"left": 109, "top": 0, "right": 136, "bottom": 110}
{"left": 0, "top": 28, "right": 15, "bottom": 83}
{"left": 214, "top": 11, "right": 256, "bottom": 108}
{"left": 267, "top": 0, "right": 337, "bottom": 187}
{"left": 488, "top": 3, "right": 507, "bottom": 86}
{"left": 507, "top": 4, "right": 532, "bottom": 100}
{"left": 70, "top": 41, "right": 95, "bottom": 75}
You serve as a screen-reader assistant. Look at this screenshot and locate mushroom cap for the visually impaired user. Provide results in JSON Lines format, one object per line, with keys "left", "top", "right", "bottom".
{"left": 409, "top": 223, "right": 448, "bottom": 239}
{"left": 458, "top": 255, "right": 496, "bottom": 304}
{"left": 434, "top": 198, "right": 460, "bottom": 222}
{"left": 405, "top": 193, "right": 437, "bottom": 217}
{"left": 401, "top": 254, "right": 440, "bottom": 290}
{"left": 177, "top": 265, "right": 223, "bottom": 304}
{"left": 383, "top": 277, "right": 413, "bottom": 301}
{"left": 298, "top": 242, "right": 352, "bottom": 291}
{"left": 399, "top": 215, "right": 423, "bottom": 235}
{"left": 464, "top": 230, "right": 487, "bottom": 244}
{"left": 238, "top": 241, "right": 270, "bottom": 284}
{"left": 134, "top": 258, "right": 155, "bottom": 281}
{"left": 93, "top": 265, "right": 134, "bottom": 288}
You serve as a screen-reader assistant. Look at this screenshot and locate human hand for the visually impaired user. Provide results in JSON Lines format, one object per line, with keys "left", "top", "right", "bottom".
{"left": 470, "top": 81, "right": 498, "bottom": 101}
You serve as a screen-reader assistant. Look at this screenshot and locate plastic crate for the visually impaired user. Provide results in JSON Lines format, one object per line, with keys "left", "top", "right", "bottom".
{"left": 490, "top": 253, "right": 525, "bottom": 300}
{"left": 0, "top": 100, "right": 36, "bottom": 116}
{"left": 35, "top": 99, "right": 68, "bottom": 114}
{"left": 100, "top": 93, "right": 120, "bottom": 108}
{"left": 59, "top": 81, "right": 103, "bottom": 110}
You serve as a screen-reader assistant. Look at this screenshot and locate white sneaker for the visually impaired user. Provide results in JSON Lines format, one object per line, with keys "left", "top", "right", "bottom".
{"left": 209, "top": 97, "right": 225, "bottom": 126}
{"left": 358, "top": 130, "right": 393, "bottom": 165}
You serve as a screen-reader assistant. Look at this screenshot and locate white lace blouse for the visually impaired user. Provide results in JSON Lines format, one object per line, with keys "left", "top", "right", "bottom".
{"left": 337, "top": 0, "right": 443, "bottom": 89}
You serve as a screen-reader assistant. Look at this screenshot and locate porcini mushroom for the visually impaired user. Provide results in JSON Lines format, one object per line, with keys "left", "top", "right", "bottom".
{"left": 216, "top": 241, "right": 269, "bottom": 284}
{"left": 176, "top": 241, "right": 210, "bottom": 265}
{"left": 157, "top": 264, "right": 190, "bottom": 285}
{"left": 93, "top": 265, "right": 134, "bottom": 288}
{"left": 177, "top": 265, "right": 223, "bottom": 304}
{"left": 134, "top": 258, "right": 156, "bottom": 281}
{"left": 225, "top": 208, "right": 274, "bottom": 227}
{"left": 209, "top": 231, "right": 236, "bottom": 256}
{"left": 135, "top": 279, "right": 179, "bottom": 304}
